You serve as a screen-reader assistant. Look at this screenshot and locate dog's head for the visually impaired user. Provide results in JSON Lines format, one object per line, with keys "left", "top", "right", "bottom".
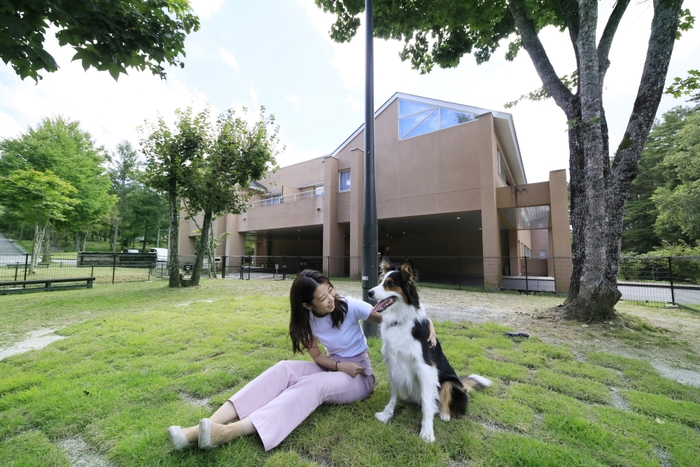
{"left": 368, "top": 258, "right": 420, "bottom": 312}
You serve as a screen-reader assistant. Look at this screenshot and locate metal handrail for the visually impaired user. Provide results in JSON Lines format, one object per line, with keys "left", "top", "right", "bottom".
{"left": 249, "top": 190, "right": 323, "bottom": 208}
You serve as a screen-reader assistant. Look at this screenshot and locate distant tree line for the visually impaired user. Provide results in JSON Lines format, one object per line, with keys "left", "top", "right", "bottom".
{"left": 0, "top": 116, "right": 168, "bottom": 272}
{"left": 0, "top": 105, "right": 281, "bottom": 287}
{"left": 622, "top": 104, "right": 700, "bottom": 256}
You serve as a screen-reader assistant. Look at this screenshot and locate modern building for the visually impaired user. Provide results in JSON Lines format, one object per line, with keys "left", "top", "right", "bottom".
{"left": 179, "top": 92, "right": 572, "bottom": 292}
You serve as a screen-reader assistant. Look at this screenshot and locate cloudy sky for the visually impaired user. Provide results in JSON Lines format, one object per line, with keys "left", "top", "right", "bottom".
{"left": 1, "top": 0, "right": 698, "bottom": 183}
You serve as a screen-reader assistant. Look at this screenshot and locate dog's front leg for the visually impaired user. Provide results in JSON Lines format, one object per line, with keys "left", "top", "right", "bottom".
{"left": 418, "top": 368, "right": 438, "bottom": 442}
{"left": 375, "top": 387, "right": 397, "bottom": 424}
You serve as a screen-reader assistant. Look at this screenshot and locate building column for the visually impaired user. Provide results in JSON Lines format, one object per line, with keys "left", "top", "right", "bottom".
{"left": 323, "top": 156, "right": 344, "bottom": 277}
{"left": 348, "top": 149, "right": 365, "bottom": 279}
{"left": 222, "top": 212, "right": 246, "bottom": 258}
{"left": 548, "top": 169, "right": 572, "bottom": 293}
{"left": 478, "top": 114, "right": 502, "bottom": 289}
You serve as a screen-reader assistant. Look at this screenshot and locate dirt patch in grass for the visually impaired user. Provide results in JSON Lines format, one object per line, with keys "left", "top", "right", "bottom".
{"left": 57, "top": 437, "right": 113, "bottom": 467}
{"left": 0, "top": 328, "right": 66, "bottom": 361}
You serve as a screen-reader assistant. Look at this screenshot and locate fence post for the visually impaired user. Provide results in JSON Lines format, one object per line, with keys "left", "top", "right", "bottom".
{"left": 524, "top": 256, "right": 529, "bottom": 293}
{"left": 23, "top": 253, "right": 29, "bottom": 282}
{"left": 282, "top": 256, "right": 287, "bottom": 280}
{"left": 458, "top": 256, "right": 462, "bottom": 291}
{"left": 240, "top": 256, "right": 244, "bottom": 280}
{"left": 221, "top": 255, "right": 227, "bottom": 279}
{"left": 668, "top": 256, "right": 675, "bottom": 305}
{"left": 112, "top": 253, "right": 117, "bottom": 284}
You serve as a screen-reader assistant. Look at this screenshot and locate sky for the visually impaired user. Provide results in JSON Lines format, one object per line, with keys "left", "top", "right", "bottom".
{"left": 0, "top": 0, "right": 698, "bottom": 184}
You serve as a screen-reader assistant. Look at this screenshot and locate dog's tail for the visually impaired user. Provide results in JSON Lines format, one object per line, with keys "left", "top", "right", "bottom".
{"left": 459, "top": 374, "right": 492, "bottom": 393}
{"left": 439, "top": 379, "right": 468, "bottom": 418}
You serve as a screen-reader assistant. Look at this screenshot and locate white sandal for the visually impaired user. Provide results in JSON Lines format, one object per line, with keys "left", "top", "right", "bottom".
{"left": 167, "top": 426, "right": 195, "bottom": 451}
{"left": 198, "top": 418, "right": 217, "bottom": 450}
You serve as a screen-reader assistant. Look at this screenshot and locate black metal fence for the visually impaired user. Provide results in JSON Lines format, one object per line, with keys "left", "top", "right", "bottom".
{"left": 1, "top": 253, "right": 698, "bottom": 310}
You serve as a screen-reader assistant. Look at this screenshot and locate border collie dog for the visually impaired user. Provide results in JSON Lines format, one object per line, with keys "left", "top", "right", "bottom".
{"left": 369, "top": 259, "right": 491, "bottom": 442}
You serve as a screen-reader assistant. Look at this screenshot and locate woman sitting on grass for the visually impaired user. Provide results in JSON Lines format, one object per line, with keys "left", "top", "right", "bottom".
{"left": 168, "top": 269, "right": 435, "bottom": 451}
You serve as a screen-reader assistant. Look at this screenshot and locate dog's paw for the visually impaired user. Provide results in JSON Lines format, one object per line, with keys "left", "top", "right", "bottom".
{"left": 419, "top": 427, "right": 435, "bottom": 442}
{"left": 439, "top": 412, "right": 451, "bottom": 422}
{"left": 375, "top": 411, "right": 392, "bottom": 423}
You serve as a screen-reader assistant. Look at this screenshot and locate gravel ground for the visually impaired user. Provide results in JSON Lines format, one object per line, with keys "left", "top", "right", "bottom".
{"left": 335, "top": 284, "right": 700, "bottom": 388}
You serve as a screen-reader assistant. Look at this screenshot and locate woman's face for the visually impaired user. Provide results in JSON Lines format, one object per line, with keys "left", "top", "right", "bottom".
{"left": 306, "top": 283, "right": 336, "bottom": 316}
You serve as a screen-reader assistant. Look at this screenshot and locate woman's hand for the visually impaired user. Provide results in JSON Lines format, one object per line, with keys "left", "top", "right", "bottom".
{"left": 427, "top": 318, "right": 437, "bottom": 348}
{"left": 337, "top": 361, "right": 365, "bottom": 378}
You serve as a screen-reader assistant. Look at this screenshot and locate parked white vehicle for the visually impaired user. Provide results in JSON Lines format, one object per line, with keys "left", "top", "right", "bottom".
{"left": 149, "top": 248, "right": 168, "bottom": 262}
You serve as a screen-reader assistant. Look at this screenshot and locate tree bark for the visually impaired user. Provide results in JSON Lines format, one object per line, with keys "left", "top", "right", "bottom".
{"left": 41, "top": 225, "right": 52, "bottom": 264}
{"left": 112, "top": 219, "right": 119, "bottom": 253}
{"left": 167, "top": 187, "right": 181, "bottom": 288}
{"left": 30, "top": 224, "right": 47, "bottom": 273}
{"left": 190, "top": 210, "right": 212, "bottom": 286}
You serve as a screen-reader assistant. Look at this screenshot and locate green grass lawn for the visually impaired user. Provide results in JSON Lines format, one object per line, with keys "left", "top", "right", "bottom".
{"left": 1, "top": 280, "right": 699, "bottom": 466}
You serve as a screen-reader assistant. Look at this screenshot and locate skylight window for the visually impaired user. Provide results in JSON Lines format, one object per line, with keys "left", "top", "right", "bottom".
{"left": 398, "top": 99, "right": 476, "bottom": 140}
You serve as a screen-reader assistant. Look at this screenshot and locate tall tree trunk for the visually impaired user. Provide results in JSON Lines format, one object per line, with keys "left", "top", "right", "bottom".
{"left": 30, "top": 224, "right": 47, "bottom": 273}
{"left": 41, "top": 225, "right": 52, "bottom": 264}
{"left": 511, "top": 0, "right": 683, "bottom": 321}
{"left": 208, "top": 220, "right": 217, "bottom": 279}
{"left": 167, "top": 188, "right": 181, "bottom": 288}
{"left": 82, "top": 229, "right": 89, "bottom": 252}
{"left": 557, "top": 0, "right": 620, "bottom": 321}
{"left": 112, "top": 219, "right": 119, "bottom": 253}
{"left": 190, "top": 210, "right": 213, "bottom": 286}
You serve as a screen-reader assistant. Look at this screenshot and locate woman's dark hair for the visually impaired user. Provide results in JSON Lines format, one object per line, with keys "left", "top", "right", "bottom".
{"left": 289, "top": 269, "right": 348, "bottom": 354}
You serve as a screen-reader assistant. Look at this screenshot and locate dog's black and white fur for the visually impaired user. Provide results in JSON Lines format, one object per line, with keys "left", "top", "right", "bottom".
{"left": 368, "top": 259, "right": 491, "bottom": 442}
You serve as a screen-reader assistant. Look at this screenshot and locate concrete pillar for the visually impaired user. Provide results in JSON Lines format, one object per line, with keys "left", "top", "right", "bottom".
{"left": 223, "top": 212, "right": 246, "bottom": 257}
{"left": 478, "top": 114, "right": 502, "bottom": 289}
{"left": 548, "top": 169, "right": 572, "bottom": 293}
{"left": 348, "top": 149, "right": 364, "bottom": 279}
{"left": 323, "top": 156, "right": 344, "bottom": 277}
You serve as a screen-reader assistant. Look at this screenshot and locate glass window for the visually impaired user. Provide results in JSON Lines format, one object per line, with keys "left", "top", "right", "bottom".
{"left": 314, "top": 185, "right": 324, "bottom": 198}
{"left": 339, "top": 170, "right": 351, "bottom": 192}
{"left": 406, "top": 110, "right": 440, "bottom": 138}
{"left": 264, "top": 194, "right": 282, "bottom": 206}
{"left": 440, "top": 108, "right": 475, "bottom": 129}
{"left": 497, "top": 149, "right": 503, "bottom": 176}
{"left": 399, "top": 109, "right": 435, "bottom": 138}
{"left": 398, "top": 98, "right": 477, "bottom": 140}
{"left": 399, "top": 99, "right": 434, "bottom": 118}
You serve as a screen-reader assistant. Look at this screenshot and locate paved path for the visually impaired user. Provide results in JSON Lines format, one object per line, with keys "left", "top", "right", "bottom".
{"left": 0, "top": 232, "right": 25, "bottom": 255}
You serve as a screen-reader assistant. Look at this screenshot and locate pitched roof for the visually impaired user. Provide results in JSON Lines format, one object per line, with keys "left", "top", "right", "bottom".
{"left": 329, "top": 92, "right": 527, "bottom": 185}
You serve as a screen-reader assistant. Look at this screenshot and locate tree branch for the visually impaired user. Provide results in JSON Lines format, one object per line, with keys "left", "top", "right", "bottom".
{"left": 612, "top": 0, "right": 684, "bottom": 174}
{"left": 507, "top": 0, "right": 575, "bottom": 115}
{"left": 598, "top": 0, "right": 632, "bottom": 78}
{"left": 606, "top": 0, "right": 684, "bottom": 278}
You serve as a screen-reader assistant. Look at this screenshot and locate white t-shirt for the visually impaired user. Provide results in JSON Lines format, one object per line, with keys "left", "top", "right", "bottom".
{"left": 309, "top": 296, "right": 372, "bottom": 358}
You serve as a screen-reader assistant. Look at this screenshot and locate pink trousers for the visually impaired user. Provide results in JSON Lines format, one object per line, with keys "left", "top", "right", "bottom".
{"left": 229, "top": 354, "right": 375, "bottom": 451}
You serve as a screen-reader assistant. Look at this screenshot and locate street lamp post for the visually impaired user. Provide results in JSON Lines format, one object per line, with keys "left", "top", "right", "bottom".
{"left": 361, "top": 0, "right": 379, "bottom": 337}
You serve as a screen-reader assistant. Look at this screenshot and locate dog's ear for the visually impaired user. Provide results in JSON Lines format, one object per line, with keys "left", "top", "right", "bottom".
{"left": 379, "top": 258, "right": 392, "bottom": 276}
{"left": 399, "top": 259, "right": 416, "bottom": 282}
{"left": 400, "top": 259, "right": 420, "bottom": 307}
